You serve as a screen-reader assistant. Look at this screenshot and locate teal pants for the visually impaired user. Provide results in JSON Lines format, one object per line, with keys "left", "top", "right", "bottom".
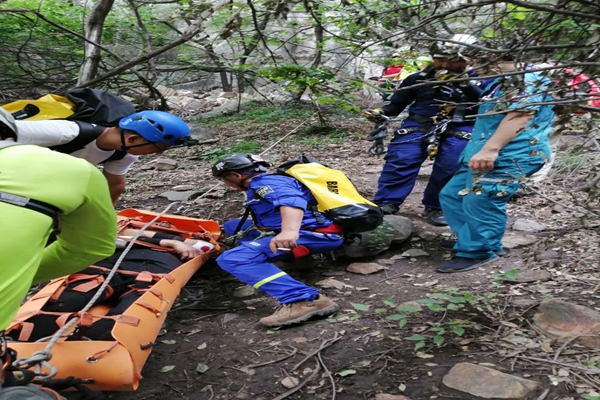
{"left": 440, "top": 163, "right": 542, "bottom": 259}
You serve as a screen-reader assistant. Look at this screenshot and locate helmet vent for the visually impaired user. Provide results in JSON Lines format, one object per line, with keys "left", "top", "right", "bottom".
{"left": 164, "top": 134, "right": 174, "bottom": 140}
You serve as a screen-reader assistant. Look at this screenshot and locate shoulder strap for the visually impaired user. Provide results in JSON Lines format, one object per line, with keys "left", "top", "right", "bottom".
{"left": 0, "top": 140, "right": 20, "bottom": 150}
{"left": 48, "top": 121, "right": 106, "bottom": 154}
{"left": 102, "top": 150, "right": 127, "bottom": 163}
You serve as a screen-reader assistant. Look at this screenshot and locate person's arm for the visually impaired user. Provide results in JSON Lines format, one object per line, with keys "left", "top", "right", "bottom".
{"left": 34, "top": 167, "right": 117, "bottom": 283}
{"left": 468, "top": 111, "right": 534, "bottom": 172}
{"left": 103, "top": 171, "right": 126, "bottom": 205}
{"left": 269, "top": 206, "right": 304, "bottom": 253}
{"left": 381, "top": 74, "right": 419, "bottom": 115}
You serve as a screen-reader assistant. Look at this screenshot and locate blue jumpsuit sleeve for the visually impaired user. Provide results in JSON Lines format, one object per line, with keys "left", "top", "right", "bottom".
{"left": 251, "top": 177, "right": 308, "bottom": 210}
{"left": 496, "top": 74, "right": 551, "bottom": 114}
{"left": 381, "top": 73, "right": 419, "bottom": 116}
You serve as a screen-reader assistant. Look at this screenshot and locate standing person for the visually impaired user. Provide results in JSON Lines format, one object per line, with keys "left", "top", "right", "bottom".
{"left": 0, "top": 107, "right": 116, "bottom": 333}
{"left": 365, "top": 35, "right": 483, "bottom": 226}
{"left": 436, "top": 53, "right": 555, "bottom": 273}
{"left": 12, "top": 110, "right": 193, "bottom": 204}
{"left": 211, "top": 154, "right": 343, "bottom": 327}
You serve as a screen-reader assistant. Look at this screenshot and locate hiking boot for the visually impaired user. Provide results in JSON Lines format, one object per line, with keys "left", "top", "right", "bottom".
{"left": 424, "top": 208, "right": 447, "bottom": 226}
{"left": 377, "top": 203, "right": 399, "bottom": 215}
{"left": 438, "top": 240, "right": 508, "bottom": 257}
{"left": 436, "top": 256, "right": 499, "bottom": 273}
{"left": 259, "top": 295, "right": 339, "bottom": 327}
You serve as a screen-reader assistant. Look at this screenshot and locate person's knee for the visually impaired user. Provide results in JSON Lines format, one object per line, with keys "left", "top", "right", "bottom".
{"left": 216, "top": 248, "right": 250, "bottom": 272}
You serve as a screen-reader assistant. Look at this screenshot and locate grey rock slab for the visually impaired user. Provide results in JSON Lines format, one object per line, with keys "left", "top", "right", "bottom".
{"left": 375, "top": 395, "right": 411, "bottom": 400}
{"left": 346, "top": 262, "right": 385, "bottom": 275}
{"left": 533, "top": 299, "right": 600, "bottom": 349}
{"left": 172, "top": 185, "right": 195, "bottom": 191}
{"left": 232, "top": 285, "right": 256, "bottom": 298}
{"left": 400, "top": 249, "right": 430, "bottom": 257}
{"left": 159, "top": 190, "right": 201, "bottom": 202}
{"left": 502, "top": 270, "right": 552, "bottom": 284}
{"left": 512, "top": 218, "right": 547, "bottom": 232}
{"left": 154, "top": 158, "right": 178, "bottom": 171}
{"left": 383, "top": 215, "right": 414, "bottom": 245}
{"left": 314, "top": 278, "right": 347, "bottom": 290}
{"left": 222, "top": 313, "right": 241, "bottom": 323}
{"left": 417, "top": 231, "right": 438, "bottom": 241}
{"left": 443, "top": 362, "right": 540, "bottom": 399}
{"left": 502, "top": 232, "right": 538, "bottom": 249}
{"left": 189, "top": 125, "right": 214, "bottom": 140}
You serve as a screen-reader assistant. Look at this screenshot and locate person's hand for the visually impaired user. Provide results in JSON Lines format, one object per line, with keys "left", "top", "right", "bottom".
{"left": 469, "top": 148, "right": 499, "bottom": 172}
{"left": 363, "top": 109, "right": 384, "bottom": 122}
{"left": 269, "top": 230, "right": 299, "bottom": 253}
{"left": 162, "top": 240, "right": 201, "bottom": 260}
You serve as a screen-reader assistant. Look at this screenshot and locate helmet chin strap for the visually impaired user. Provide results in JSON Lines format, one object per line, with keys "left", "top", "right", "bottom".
{"left": 224, "top": 172, "right": 260, "bottom": 190}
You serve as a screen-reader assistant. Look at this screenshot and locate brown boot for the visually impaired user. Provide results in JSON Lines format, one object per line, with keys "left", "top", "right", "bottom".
{"left": 259, "top": 294, "right": 339, "bottom": 327}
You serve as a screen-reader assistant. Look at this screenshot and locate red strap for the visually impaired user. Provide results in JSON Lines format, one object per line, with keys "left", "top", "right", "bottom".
{"left": 18, "top": 322, "right": 34, "bottom": 341}
{"left": 291, "top": 245, "right": 311, "bottom": 259}
{"left": 313, "top": 223, "right": 343, "bottom": 234}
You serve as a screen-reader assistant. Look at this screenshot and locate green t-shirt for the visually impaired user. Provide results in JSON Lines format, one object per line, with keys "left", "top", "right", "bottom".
{"left": 0, "top": 143, "right": 116, "bottom": 330}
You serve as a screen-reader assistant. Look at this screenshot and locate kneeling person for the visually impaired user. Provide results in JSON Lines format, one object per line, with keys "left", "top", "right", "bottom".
{"left": 212, "top": 154, "right": 343, "bottom": 327}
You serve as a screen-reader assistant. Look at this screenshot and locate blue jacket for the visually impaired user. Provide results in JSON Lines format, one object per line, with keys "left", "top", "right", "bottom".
{"left": 461, "top": 72, "right": 555, "bottom": 167}
{"left": 382, "top": 66, "right": 482, "bottom": 132}
{"left": 246, "top": 174, "right": 333, "bottom": 231}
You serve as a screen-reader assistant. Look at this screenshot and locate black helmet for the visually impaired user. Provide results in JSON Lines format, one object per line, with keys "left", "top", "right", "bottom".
{"left": 211, "top": 154, "right": 270, "bottom": 178}
{"left": 430, "top": 34, "right": 479, "bottom": 61}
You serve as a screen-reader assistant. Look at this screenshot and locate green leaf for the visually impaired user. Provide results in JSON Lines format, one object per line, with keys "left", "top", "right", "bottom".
{"left": 382, "top": 298, "right": 397, "bottom": 307}
{"left": 446, "top": 303, "right": 460, "bottom": 310}
{"left": 398, "top": 318, "right": 407, "bottom": 328}
{"left": 396, "top": 304, "right": 422, "bottom": 313}
{"left": 160, "top": 365, "right": 176, "bottom": 372}
{"left": 431, "top": 293, "right": 450, "bottom": 300}
{"left": 336, "top": 369, "right": 356, "bottom": 377}
{"left": 414, "top": 341, "right": 426, "bottom": 351}
{"left": 453, "top": 327, "right": 465, "bottom": 336}
{"left": 350, "top": 302, "right": 370, "bottom": 312}
{"left": 433, "top": 335, "right": 445, "bottom": 346}
{"left": 161, "top": 339, "right": 177, "bottom": 345}
{"left": 428, "top": 303, "right": 446, "bottom": 312}
{"left": 375, "top": 308, "right": 387, "bottom": 314}
{"left": 416, "top": 298, "right": 437, "bottom": 305}
{"left": 405, "top": 335, "right": 426, "bottom": 341}
{"left": 448, "top": 296, "right": 467, "bottom": 304}
{"left": 196, "top": 363, "right": 209, "bottom": 374}
{"left": 385, "top": 314, "right": 407, "bottom": 321}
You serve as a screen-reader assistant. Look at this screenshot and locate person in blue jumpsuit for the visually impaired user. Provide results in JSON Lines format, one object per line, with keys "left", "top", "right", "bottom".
{"left": 211, "top": 154, "right": 343, "bottom": 327}
{"left": 436, "top": 54, "right": 555, "bottom": 273}
{"left": 365, "top": 35, "right": 484, "bottom": 226}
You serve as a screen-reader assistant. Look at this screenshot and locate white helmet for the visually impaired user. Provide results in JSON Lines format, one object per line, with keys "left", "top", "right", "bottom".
{"left": 0, "top": 107, "right": 18, "bottom": 139}
{"left": 430, "top": 34, "right": 479, "bottom": 60}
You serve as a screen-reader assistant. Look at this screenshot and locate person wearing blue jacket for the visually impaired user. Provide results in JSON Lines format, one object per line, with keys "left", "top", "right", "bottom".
{"left": 365, "top": 34, "right": 485, "bottom": 226}
{"left": 211, "top": 154, "right": 343, "bottom": 327}
{"left": 436, "top": 54, "right": 555, "bottom": 273}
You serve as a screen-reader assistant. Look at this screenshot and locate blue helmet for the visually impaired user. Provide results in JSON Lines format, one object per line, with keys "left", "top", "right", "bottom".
{"left": 119, "top": 110, "right": 190, "bottom": 146}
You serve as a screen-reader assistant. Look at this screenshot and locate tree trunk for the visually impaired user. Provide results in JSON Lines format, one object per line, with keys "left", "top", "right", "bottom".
{"left": 77, "top": 0, "right": 115, "bottom": 85}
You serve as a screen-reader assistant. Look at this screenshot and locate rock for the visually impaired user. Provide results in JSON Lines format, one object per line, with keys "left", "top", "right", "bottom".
{"left": 512, "top": 218, "right": 547, "bottom": 232}
{"left": 417, "top": 164, "right": 433, "bottom": 178}
{"left": 340, "top": 228, "right": 393, "bottom": 258}
{"left": 383, "top": 215, "right": 414, "bottom": 245}
{"left": 443, "top": 362, "right": 540, "bottom": 399}
{"left": 375, "top": 394, "right": 411, "bottom": 400}
{"left": 533, "top": 299, "right": 600, "bottom": 349}
{"left": 314, "top": 278, "right": 347, "bottom": 290}
{"left": 418, "top": 231, "right": 438, "bottom": 241}
{"left": 172, "top": 185, "right": 195, "bottom": 191}
{"left": 502, "top": 270, "right": 552, "bottom": 284}
{"left": 552, "top": 204, "right": 565, "bottom": 213}
{"left": 159, "top": 190, "right": 201, "bottom": 201}
{"left": 222, "top": 313, "right": 241, "bottom": 323}
{"left": 219, "top": 91, "right": 239, "bottom": 99}
{"left": 281, "top": 377, "right": 299, "bottom": 389}
{"left": 400, "top": 249, "right": 430, "bottom": 257}
{"left": 346, "top": 262, "right": 384, "bottom": 275}
{"left": 155, "top": 158, "right": 178, "bottom": 171}
{"left": 189, "top": 126, "right": 214, "bottom": 140}
{"left": 232, "top": 285, "right": 256, "bottom": 298}
{"left": 502, "top": 233, "right": 538, "bottom": 249}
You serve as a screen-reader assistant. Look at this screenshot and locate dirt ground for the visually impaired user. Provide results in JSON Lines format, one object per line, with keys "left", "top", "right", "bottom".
{"left": 107, "top": 113, "right": 599, "bottom": 400}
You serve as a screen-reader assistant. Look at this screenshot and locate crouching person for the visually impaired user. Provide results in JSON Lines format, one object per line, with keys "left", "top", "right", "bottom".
{"left": 212, "top": 154, "right": 343, "bottom": 327}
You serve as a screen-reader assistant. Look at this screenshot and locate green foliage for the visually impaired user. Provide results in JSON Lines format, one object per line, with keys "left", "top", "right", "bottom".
{"left": 373, "top": 287, "right": 503, "bottom": 351}
{"left": 200, "top": 102, "right": 314, "bottom": 126}
{"left": 228, "top": 140, "right": 261, "bottom": 154}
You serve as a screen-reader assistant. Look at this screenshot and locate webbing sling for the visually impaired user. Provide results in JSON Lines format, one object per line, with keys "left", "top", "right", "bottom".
{"left": 0, "top": 141, "right": 62, "bottom": 233}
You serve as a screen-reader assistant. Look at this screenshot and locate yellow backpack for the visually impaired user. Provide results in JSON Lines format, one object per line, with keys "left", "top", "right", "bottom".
{"left": 276, "top": 156, "right": 383, "bottom": 232}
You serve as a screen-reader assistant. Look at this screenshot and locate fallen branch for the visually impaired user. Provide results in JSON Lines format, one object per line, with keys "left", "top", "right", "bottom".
{"left": 292, "top": 332, "right": 342, "bottom": 372}
{"left": 317, "top": 350, "right": 336, "bottom": 400}
{"left": 517, "top": 355, "right": 600, "bottom": 374}
{"left": 272, "top": 360, "right": 321, "bottom": 400}
{"left": 247, "top": 346, "right": 298, "bottom": 369}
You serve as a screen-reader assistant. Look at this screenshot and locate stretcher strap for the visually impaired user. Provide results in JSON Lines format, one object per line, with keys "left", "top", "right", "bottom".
{"left": 135, "top": 301, "right": 161, "bottom": 315}
{"left": 118, "top": 218, "right": 214, "bottom": 240}
{"left": 18, "top": 322, "right": 34, "bottom": 342}
{"left": 88, "top": 265, "right": 175, "bottom": 284}
{"left": 87, "top": 341, "right": 119, "bottom": 362}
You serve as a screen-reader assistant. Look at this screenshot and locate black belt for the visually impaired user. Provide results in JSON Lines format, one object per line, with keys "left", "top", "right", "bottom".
{"left": 0, "top": 191, "right": 62, "bottom": 234}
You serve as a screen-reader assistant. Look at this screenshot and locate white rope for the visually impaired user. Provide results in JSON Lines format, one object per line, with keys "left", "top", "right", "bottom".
{"left": 259, "top": 115, "right": 315, "bottom": 156}
{"left": 14, "top": 201, "right": 179, "bottom": 378}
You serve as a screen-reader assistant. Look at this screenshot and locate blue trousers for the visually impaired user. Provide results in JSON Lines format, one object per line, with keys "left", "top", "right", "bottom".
{"left": 217, "top": 219, "right": 344, "bottom": 304}
{"left": 439, "top": 163, "right": 542, "bottom": 259}
{"left": 374, "top": 130, "right": 468, "bottom": 210}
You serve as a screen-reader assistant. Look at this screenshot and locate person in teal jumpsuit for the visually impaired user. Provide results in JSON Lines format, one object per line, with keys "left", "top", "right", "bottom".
{"left": 436, "top": 55, "right": 555, "bottom": 273}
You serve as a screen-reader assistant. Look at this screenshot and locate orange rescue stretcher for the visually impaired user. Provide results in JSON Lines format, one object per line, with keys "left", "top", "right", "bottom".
{"left": 5, "top": 209, "right": 221, "bottom": 391}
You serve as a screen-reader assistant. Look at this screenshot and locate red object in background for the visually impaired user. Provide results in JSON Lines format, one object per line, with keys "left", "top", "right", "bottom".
{"left": 560, "top": 68, "right": 600, "bottom": 113}
{"left": 383, "top": 64, "right": 404, "bottom": 76}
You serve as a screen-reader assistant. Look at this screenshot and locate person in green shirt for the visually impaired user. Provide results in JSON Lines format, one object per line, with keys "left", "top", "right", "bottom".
{"left": 0, "top": 107, "right": 117, "bottom": 331}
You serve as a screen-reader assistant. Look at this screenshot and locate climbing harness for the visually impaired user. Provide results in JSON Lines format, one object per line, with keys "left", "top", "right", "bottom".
{"left": 367, "top": 115, "right": 391, "bottom": 156}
